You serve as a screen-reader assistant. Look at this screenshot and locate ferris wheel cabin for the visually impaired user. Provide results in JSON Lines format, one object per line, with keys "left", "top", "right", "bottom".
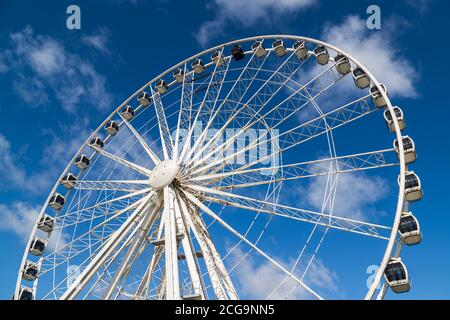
{"left": 22, "top": 261, "right": 39, "bottom": 281}
{"left": 352, "top": 68, "right": 370, "bottom": 89}
{"left": 192, "top": 58, "right": 205, "bottom": 74}
{"left": 314, "top": 45, "right": 329, "bottom": 65}
{"left": 137, "top": 91, "right": 152, "bottom": 107}
{"left": 173, "top": 68, "right": 185, "bottom": 83}
{"left": 18, "top": 286, "right": 34, "bottom": 300}
{"left": 251, "top": 41, "right": 266, "bottom": 58}
{"left": 402, "top": 171, "right": 423, "bottom": 202}
{"left": 121, "top": 105, "right": 135, "bottom": 121}
{"left": 29, "top": 237, "right": 47, "bottom": 257}
{"left": 293, "top": 40, "right": 308, "bottom": 60}
{"left": 49, "top": 193, "right": 65, "bottom": 210}
{"left": 37, "top": 214, "right": 55, "bottom": 233}
{"left": 384, "top": 258, "right": 411, "bottom": 293}
{"left": 399, "top": 212, "right": 422, "bottom": 245}
{"left": 61, "top": 172, "right": 77, "bottom": 189}
{"left": 384, "top": 107, "right": 406, "bottom": 132}
{"left": 334, "top": 53, "right": 351, "bottom": 75}
{"left": 89, "top": 137, "right": 105, "bottom": 149}
{"left": 394, "top": 136, "right": 417, "bottom": 164}
{"left": 105, "top": 120, "right": 119, "bottom": 136}
{"left": 75, "top": 154, "right": 90, "bottom": 170}
{"left": 211, "top": 50, "right": 224, "bottom": 66}
{"left": 370, "top": 83, "right": 388, "bottom": 108}
{"left": 155, "top": 79, "right": 169, "bottom": 94}
{"left": 231, "top": 44, "right": 245, "bottom": 61}
{"left": 272, "top": 39, "right": 287, "bottom": 57}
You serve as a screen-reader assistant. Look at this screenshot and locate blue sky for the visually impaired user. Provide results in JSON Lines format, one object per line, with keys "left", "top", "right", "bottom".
{"left": 0, "top": 0, "right": 449, "bottom": 299}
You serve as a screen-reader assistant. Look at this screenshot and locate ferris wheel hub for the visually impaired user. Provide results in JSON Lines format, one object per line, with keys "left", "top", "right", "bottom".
{"left": 149, "top": 160, "right": 179, "bottom": 189}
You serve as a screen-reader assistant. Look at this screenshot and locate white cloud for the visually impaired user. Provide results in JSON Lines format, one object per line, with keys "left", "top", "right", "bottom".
{"left": 321, "top": 15, "right": 418, "bottom": 98}
{"left": 300, "top": 169, "right": 387, "bottom": 221}
{"left": 195, "top": 0, "right": 317, "bottom": 46}
{"left": 0, "top": 117, "right": 93, "bottom": 194}
{"left": 0, "top": 49, "right": 13, "bottom": 73}
{"left": 0, "top": 202, "right": 40, "bottom": 241}
{"left": 81, "top": 27, "right": 111, "bottom": 55}
{"left": 6, "top": 25, "right": 113, "bottom": 112}
{"left": 0, "top": 134, "right": 28, "bottom": 190}
{"left": 405, "top": 0, "right": 432, "bottom": 13}
{"left": 0, "top": 201, "right": 69, "bottom": 251}
{"left": 230, "top": 247, "right": 337, "bottom": 299}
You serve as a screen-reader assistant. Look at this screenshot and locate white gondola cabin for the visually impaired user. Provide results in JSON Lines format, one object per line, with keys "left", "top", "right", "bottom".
{"left": 370, "top": 83, "right": 388, "bottom": 108}
{"left": 49, "top": 193, "right": 65, "bottom": 210}
{"left": 105, "top": 121, "right": 119, "bottom": 136}
{"left": 121, "top": 105, "right": 135, "bottom": 121}
{"left": 192, "top": 59, "right": 205, "bottom": 74}
{"left": 89, "top": 137, "right": 105, "bottom": 149}
{"left": 251, "top": 41, "right": 266, "bottom": 58}
{"left": 402, "top": 171, "right": 423, "bottom": 202}
{"left": 384, "top": 258, "right": 411, "bottom": 293}
{"left": 18, "top": 286, "right": 34, "bottom": 300}
{"left": 334, "top": 54, "right": 351, "bottom": 75}
{"left": 29, "top": 237, "right": 47, "bottom": 257}
{"left": 22, "top": 261, "right": 39, "bottom": 281}
{"left": 399, "top": 212, "right": 422, "bottom": 245}
{"left": 293, "top": 40, "right": 308, "bottom": 60}
{"left": 314, "top": 45, "right": 329, "bottom": 65}
{"left": 272, "top": 39, "right": 286, "bottom": 57}
{"left": 155, "top": 79, "right": 169, "bottom": 94}
{"left": 75, "top": 154, "right": 90, "bottom": 170}
{"left": 61, "top": 173, "right": 76, "bottom": 189}
{"left": 231, "top": 44, "right": 245, "bottom": 61}
{"left": 352, "top": 68, "right": 370, "bottom": 89}
{"left": 211, "top": 51, "right": 224, "bottom": 66}
{"left": 394, "top": 136, "right": 417, "bottom": 164}
{"left": 173, "top": 68, "right": 185, "bottom": 83}
{"left": 38, "top": 214, "right": 55, "bottom": 233}
{"left": 137, "top": 91, "right": 152, "bottom": 107}
{"left": 384, "top": 107, "right": 405, "bottom": 132}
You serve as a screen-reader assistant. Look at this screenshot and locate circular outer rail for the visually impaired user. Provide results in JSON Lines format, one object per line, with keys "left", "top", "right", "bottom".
{"left": 14, "top": 35, "right": 407, "bottom": 300}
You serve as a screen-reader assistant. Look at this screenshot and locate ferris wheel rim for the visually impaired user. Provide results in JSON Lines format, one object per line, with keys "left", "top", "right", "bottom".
{"left": 14, "top": 34, "right": 407, "bottom": 300}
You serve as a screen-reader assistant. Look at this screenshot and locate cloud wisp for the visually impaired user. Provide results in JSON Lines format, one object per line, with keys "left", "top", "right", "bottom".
{"left": 3, "top": 26, "right": 113, "bottom": 112}
{"left": 321, "top": 15, "right": 418, "bottom": 98}
{"left": 195, "top": 0, "right": 317, "bottom": 47}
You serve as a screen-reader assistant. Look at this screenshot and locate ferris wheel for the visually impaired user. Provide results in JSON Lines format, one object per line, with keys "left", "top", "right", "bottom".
{"left": 13, "top": 35, "right": 423, "bottom": 300}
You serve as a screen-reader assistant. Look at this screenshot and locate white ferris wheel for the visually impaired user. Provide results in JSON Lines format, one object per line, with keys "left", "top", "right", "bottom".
{"left": 13, "top": 35, "right": 423, "bottom": 300}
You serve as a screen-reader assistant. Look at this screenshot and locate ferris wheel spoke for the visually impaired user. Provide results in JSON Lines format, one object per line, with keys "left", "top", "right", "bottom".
{"left": 186, "top": 62, "right": 343, "bottom": 173}
{"left": 179, "top": 49, "right": 233, "bottom": 164}
{"left": 91, "top": 145, "right": 153, "bottom": 176}
{"left": 60, "top": 193, "right": 158, "bottom": 300}
{"left": 178, "top": 46, "right": 250, "bottom": 164}
{"left": 173, "top": 191, "right": 207, "bottom": 299}
{"left": 184, "top": 46, "right": 307, "bottom": 169}
{"left": 119, "top": 113, "right": 161, "bottom": 165}
{"left": 54, "top": 188, "right": 152, "bottom": 228}
{"left": 41, "top": 196, "right": 155, "bottom": 300}
{"left": 181, "top": 45, "right": 272, "bottom": 173}
{"left": 189, "top": 93, "right": 373, "bottom": 177}
{"left": 178, "top": 191, "right": 238, "bottom": 300}
{"left": 190, "top": 149, "right": 398, "bottom": 189}
{"left": 134, "top": 221, "right": 165, "bottom": 299}
{"left": 103, "top": 200, "right": 162, "bottom": 299}
{"left": 185, "top": 184, "right": 390, "bottom": 240}
{"left": 174, "top": 63, "right": 194, "bottom": 160}
{"left": 40, "top": 194, "right": 152, "bottom": 278}
{"left": 150, "top": 88, "right": 174, "bottom": 160}
{"left": 72, "top": 180, "right": 149, "bottom": 192}
{"left": 182, "top": 189, "right": 324, "bottom": 300}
